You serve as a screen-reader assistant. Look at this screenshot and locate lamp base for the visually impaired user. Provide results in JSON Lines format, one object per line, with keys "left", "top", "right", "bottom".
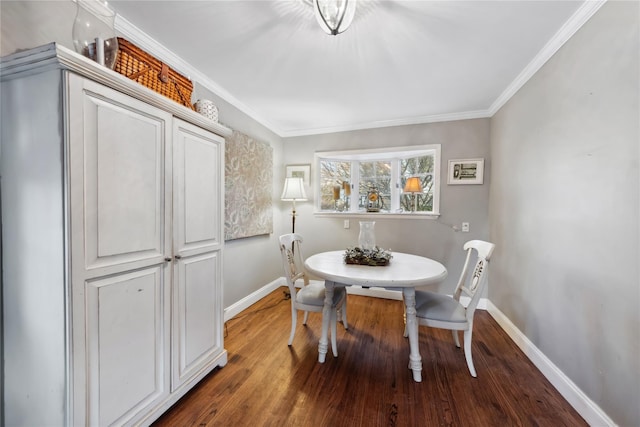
{"left": 291, "top": 208, "right": 296, "bottom": 234}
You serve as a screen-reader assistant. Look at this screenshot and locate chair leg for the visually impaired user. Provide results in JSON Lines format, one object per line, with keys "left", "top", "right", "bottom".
{"left": 463, "top": 329, "right": 477, "bottom": 377}
{"left": 303, "top": 310, "right": 309, "bottom": 325}
{"left": 288, "top": 306, "right": 297, "bottom": 346}
{"left": 452, "top": 330, "right": 461, "bottom": 348}
{"left": 331, "top": 310, "right": 338, "bottom": 357}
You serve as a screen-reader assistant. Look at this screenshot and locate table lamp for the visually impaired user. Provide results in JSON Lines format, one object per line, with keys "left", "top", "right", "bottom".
{"left": 281, "top": 177, "right": 308, "bottom": 233}
{"left": 403, "top": 177, "right": 422, "bottom": 212}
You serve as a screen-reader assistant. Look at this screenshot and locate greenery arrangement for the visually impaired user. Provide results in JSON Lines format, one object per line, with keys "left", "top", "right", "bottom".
{"left": 344, "top": 247, "right": 392, "bottom": 266}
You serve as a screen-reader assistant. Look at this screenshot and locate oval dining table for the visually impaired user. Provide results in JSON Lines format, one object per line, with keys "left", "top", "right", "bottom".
{"left": 304, "top": 250, "right": 448, "bottom": 383}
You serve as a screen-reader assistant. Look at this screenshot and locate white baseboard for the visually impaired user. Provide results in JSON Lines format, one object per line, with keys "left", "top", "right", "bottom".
{"left": 340, "top": 285, "right": 490, "bottom": 309}
{"left": 223, "top": 278, "right": 284, "bottom": 322}
{"left": 345, "top": 286, "right": 403, "bottom": 300}
{"left": 486, "top": 301, "right": 615, "bottom": 427}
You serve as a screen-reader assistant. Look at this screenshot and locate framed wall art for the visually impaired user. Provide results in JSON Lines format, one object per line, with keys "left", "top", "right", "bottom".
{"left": 447, "top": 158, "right": 484, "bottom": 185}
{"left": 285, "top": 164, "right": 311, "bottom": 187}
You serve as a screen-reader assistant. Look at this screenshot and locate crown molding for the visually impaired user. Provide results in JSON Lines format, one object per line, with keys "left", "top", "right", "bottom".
{"left": 489, "top": 0, "right": 607, "bottom": 116}
{"left": 278, "top": 109, "right": 491, "bottom": 138}
{"left": 114, "top": 15, "right": 285, "bottom": 135}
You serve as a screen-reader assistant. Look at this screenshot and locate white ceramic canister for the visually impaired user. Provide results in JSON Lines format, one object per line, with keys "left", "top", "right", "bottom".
{"left": 194, "top": 99, "right": 219, "bottom": 122}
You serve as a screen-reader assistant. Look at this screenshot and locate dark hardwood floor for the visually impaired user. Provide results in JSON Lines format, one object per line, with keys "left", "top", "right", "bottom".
{"left": 153, "top": 289, "right": 586, "bottom": 426}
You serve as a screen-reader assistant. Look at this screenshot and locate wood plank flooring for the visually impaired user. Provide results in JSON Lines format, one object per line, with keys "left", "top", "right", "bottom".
{"left": 153, "top": 289, "right": 586, "bottom": 427}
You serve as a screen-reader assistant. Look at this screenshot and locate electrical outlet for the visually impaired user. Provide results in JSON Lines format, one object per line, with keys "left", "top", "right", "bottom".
{"left": 461, "top": 222, "right": 470, "bottom": 232}
{"left": 344, "top": 219, "right": 350, "bottom": 229}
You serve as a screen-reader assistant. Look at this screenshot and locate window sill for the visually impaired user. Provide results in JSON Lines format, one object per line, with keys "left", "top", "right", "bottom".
{"left": 314, "top": 211, "right": 440, "bottom": 220}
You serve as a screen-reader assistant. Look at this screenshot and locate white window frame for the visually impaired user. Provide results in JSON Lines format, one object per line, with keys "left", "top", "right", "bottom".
{"left": 313, "top": 144, "right": 441, "bottom": 219}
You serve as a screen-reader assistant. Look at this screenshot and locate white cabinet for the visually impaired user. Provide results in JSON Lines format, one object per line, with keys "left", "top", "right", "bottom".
{"left": 1, "top": 44, "right": 229, "bottom": 426}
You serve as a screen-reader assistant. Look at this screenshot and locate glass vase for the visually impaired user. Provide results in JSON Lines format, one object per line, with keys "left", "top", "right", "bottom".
{"left": 72, "top": 0, "right": 119, "bottom": 69}
{"left": 358, "top": 221, "right": 376, "bottom": 250}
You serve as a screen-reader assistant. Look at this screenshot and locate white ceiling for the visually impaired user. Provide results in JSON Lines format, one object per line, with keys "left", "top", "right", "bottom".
{"left": 108, "top": 1, "right": 599, "bottom": 137}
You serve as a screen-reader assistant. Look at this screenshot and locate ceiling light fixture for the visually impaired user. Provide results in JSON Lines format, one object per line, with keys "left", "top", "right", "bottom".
{"left": 313, "top": 0, "right": 357, "bottom": 36}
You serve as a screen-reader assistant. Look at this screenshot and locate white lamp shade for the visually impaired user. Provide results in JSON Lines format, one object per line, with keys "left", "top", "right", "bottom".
{"left": 313, "top": 0, "right": 357, "bottom": 35}
{"left": 281, "top": 177, "right": 308, "bottom": 201}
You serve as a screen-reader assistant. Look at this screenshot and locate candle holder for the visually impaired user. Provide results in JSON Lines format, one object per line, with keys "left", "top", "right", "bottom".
{"left": 342, "top": 181, "right": 351, "bottom": 211}
{"left": 333, "top": 184, "right": 342, "bottom": 211}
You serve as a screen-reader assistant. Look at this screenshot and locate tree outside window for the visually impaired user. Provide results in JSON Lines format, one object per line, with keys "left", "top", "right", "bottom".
{"left": 400, "top": 155, "right": 435, "bottom": 212}
{"left": 319, "top": 160, "right": 350, "bottom": 211}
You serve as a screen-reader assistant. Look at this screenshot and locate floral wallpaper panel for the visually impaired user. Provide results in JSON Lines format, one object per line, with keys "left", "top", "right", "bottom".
{"left": 225, "top": 130, "right": 273, "bottom": 240}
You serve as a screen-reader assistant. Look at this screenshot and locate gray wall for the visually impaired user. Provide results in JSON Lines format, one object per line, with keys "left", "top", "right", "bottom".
{"left": 0, "top": 0, "right": 287, "bottom": 308}
{"left": 489, "top": 2, "right": 639, "bottom": 426}
{"left": 282, "top": 119, "right": 491, "bottom": 293}
{"left": 0, "top": 1, "right": 76, "bottom": 52}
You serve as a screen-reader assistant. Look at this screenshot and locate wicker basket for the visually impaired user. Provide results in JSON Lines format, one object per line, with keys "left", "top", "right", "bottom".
{"left": 114, "top": 37, "right": 194, "bottom": 110}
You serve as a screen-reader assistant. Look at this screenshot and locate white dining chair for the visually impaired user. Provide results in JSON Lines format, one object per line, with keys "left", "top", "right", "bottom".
{"left": 279, "top": 233, "right": 348, "bottom": 356}
{"left": 406, "top": 239, "right": 495, "bottom": 377}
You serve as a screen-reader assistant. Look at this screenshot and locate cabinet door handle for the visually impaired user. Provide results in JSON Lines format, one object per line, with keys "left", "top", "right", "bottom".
{"left": 164, "top": 257, "right": 172, "bottom": 262}
{"left": 174, "top": 254, "right": 182, "bottom": 260}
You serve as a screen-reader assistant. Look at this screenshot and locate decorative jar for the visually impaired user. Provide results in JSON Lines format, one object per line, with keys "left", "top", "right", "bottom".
{"left": 194, "top": 99, "right": 219, "bottom": 122}
{"left": 72, "top": 0, "right": 119, "bottom": 69}
{"left": 358, "top": 221, "right": 376, "bottom": 250}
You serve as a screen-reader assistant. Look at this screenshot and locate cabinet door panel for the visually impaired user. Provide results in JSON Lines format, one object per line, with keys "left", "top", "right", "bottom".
{"left": 173, "top": 119, "right": 224, "bottom": 256}
{"left": 68, "top": 74, "right": 173, "bottom": 425}
{"left": 81, "top": 85, "right": 171, "bottom": 271}
{"left": 173, "top": 252, "right": 223, "bottom": 389}
{"left": 85, "top": 266, "right": 170, "bottom": 426}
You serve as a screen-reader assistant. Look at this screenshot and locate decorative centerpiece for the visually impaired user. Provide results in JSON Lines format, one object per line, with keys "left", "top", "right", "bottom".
{"left": 344, "top": 246, "right": 392, "bottom": 266}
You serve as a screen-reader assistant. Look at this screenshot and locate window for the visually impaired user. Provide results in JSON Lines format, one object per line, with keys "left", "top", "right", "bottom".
{"left": 314, "top": 145, "right": 440, "bottom": 216}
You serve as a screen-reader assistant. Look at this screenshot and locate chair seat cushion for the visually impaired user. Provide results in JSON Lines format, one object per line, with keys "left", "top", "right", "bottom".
{"left": 415, "top": 291, "right": 466, "bottom": 323}
{"left": 296, "top": 281, "right": 346, "bottom": 306}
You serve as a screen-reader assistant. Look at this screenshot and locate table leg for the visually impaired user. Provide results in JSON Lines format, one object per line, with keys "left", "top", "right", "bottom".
{"left": 403, "top": 288, "right": 422, "bottom": 382}
{"left": 318, "top": 280, "right": 334, "bottom": 363}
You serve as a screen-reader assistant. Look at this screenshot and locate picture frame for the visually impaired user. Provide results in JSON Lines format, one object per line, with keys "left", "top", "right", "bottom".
{"left": 447, "top": 158, "right": 484, "bottom": 185}
{"left": 285, "top": 164, "right": 311, "bottom": 187}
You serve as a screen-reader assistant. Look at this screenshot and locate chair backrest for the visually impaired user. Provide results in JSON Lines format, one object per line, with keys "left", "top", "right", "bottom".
{"left": 453, "top": 240, "right": 496, "bottom": 319}
{"left": 279, "top": 233, "right": 309, "bottom": 293}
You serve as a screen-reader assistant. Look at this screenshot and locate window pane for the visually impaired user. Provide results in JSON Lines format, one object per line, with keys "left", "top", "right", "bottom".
{"left": 401, "top": 155, "right": 434, "bottom": 212}
{"left": 359, "top": 161, "right": 391, "bottom": 212}
{"left": 319, "top": 160, "right": 351, "bottom": 210}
